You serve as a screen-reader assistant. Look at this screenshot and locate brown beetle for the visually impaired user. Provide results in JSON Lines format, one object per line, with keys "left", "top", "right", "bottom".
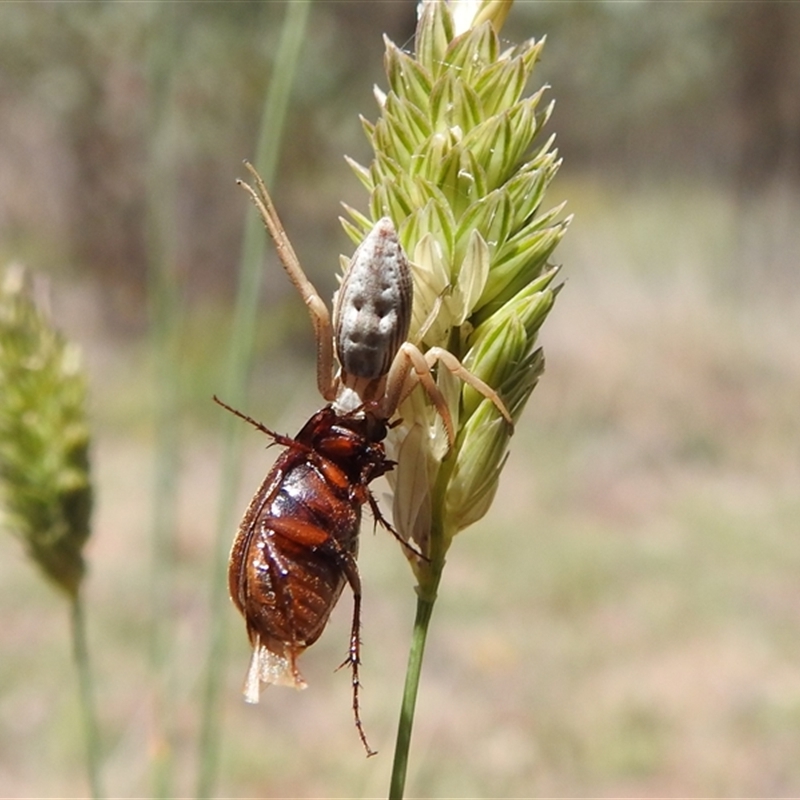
{"left": 216, "top": 397, "right": 393, "bottom": 755}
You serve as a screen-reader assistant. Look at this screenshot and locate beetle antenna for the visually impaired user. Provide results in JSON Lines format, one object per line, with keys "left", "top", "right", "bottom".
{"left": 213, "top": 395, "right": 278, "bottom": 438}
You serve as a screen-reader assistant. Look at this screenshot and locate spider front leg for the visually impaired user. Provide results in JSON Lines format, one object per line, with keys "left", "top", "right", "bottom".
{"left": 383, "top": 343, "right": 514, "bottom": 447}
{"left": 237, "top": 161, "right": 337, "bottom": 402}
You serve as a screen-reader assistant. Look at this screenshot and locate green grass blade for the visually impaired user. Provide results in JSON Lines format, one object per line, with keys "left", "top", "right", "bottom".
{"left": 194, "top": 3, "right": 312, "bottom": 797}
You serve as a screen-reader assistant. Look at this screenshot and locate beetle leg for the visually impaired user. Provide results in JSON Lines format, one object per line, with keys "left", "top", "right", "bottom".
{"left": 237, "top": 162, "right": 337, "bottom": 402}
{"left": 264, "top": 516, "right": 375, "bottom": 755}
{"left": 335, "top": 554, "right": 376, "bottom": 757}
{"left": 241, "top": 534, "right": 309, "bottom": 698}
{"left": 364, "top": 489, "right": 428, "bottom": 561}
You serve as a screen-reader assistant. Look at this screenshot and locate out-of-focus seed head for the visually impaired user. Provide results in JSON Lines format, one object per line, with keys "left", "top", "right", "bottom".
{"left": 0, "top": 265, "right": 93, "bottom": 598}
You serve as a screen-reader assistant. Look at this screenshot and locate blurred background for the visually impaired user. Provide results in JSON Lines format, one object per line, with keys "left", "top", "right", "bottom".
{"left": 1, "top": 1, "right": 800, "bottom": 797}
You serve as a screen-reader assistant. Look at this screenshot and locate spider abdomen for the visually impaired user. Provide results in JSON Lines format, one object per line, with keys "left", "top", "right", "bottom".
{"left": 334, "top": 218, "right": 413, "bottom": 380}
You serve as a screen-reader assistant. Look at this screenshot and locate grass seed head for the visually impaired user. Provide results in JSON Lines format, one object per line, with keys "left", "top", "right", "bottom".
{"left": 346, "top": 0, "right": 568, "bottom": 578}
{"left": 0, "top": 266, "right": 93, "bottom": 598}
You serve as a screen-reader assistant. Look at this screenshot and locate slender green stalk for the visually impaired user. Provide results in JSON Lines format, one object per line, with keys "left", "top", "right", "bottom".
{"left": 389, "top": 449, "right": 454, "bottom": 798}
{"left": 194, "top": 3, "right": 311, "bottom": 796}
{"left": 389, "top": 571, "right": 440, "bottom": 800}
{"left": 70, "top": 593, "right": 104, "bottom": 799}
{"left": 145, "top": 7, "right": 183, "bottom": 797}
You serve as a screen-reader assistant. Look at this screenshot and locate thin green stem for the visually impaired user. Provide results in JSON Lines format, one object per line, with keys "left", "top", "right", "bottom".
{"left": 194, "top": 3, "right": 311, "bottom": 797}
{"left": 145, "top": 6, "right": 182, "bottom": 797}
{"left": 389, "top": 444, "right": 456, "bottom": 799}
{"left": 388, "top": 571, "right": 440, "bottom": 800}
{"left": 70, "top": 592, "right": 104, "bottom": 800}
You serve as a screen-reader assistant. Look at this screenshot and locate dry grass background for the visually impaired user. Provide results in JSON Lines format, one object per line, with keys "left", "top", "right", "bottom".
{"left": 2, "top": 173, "right": 799, "bottom": 797}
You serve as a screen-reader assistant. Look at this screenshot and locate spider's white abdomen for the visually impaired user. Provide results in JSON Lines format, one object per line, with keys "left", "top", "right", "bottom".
{"left": 333, "top": 218, "right": 412, "bottom": 380}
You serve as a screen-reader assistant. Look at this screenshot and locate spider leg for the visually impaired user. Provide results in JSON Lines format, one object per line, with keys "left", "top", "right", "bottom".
{"left": 423, "top": 346, "right": 514, "bottom": 427}
{"left": 238, "top": 161, "right": 337, "bottom": 401}
{"left": 382, "top": 342, "right": 514, "bottom": 447}
{"left": 383, "top": 342, "right": 456, "bottom": 445}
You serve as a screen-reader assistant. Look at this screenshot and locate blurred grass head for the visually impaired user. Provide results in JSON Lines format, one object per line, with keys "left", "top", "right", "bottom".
{"left": 0, "top": 265, "right": 93, "bottom": 599}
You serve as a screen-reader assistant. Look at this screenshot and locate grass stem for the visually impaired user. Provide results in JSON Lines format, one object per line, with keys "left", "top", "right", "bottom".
{"left": 194, "top": 3, "right": 311, "bottom": 797}
{"left": 145, "top": 6, "right": 183, "bottom": 796}
{"left": 70, "top": 593, "right": 104, "bottom": 800}
{"left": 388, "top": 566, "right": 442, "bottom": 800}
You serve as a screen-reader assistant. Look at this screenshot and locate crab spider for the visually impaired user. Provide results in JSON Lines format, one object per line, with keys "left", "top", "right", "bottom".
{"left": 237, "top": 161, "right": 513, "bottom": 444}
